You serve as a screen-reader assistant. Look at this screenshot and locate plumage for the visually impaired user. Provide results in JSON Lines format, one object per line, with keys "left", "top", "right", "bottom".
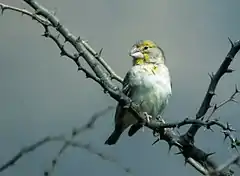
{"left": 105, "top": 40, "right": 172, "bottom": 145}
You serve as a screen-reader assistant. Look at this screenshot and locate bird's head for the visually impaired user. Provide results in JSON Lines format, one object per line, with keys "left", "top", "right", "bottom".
{"left": 129, "top": 40, "right": 165, "bottom": 65}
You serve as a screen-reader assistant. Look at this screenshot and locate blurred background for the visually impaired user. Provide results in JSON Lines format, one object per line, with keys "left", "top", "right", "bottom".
{"left": 0, "top": 0, "right": 240, "bottom": 175}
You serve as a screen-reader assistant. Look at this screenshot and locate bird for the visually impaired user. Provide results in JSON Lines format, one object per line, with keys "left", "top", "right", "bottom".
{"left": 105, "top": 40, "right": 172, "bottom": 145}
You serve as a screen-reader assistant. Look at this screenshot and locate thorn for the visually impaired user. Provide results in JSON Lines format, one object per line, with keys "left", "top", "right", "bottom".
{"left": 222, "top": 130, "right": 229, "bottom": 141}
{"left": 52, "top": 159, "right": 57, "bottom": 165}
{"left": 205, "top": 152, "right": 215, "bottom": 159}
{"left": 213, "top": 104, "right": 217, "bottom": 110}
{"left": 76, "top": 36, "right": 81, "bottom": 43}
{"left": 235, "top": 84, "right": 239, "bottom": 93}
{"left": 44, "top": 171, "right": 49, "bottom": 176}
{"left": 55, "top": 22, "right": 62, "bottom": 30}
{"left": 208, "top": 72, "right": 214, "bottom": 80}
{"left": 41, "top": 31, "right": 49, "bottom": 37}
{"left": 96, "top": 48, "right": 103, "bottom": 58}
{"left": 228, "top": 37, "right": 234, "bottom": 48}
{"left": 153, "top": 130, "right": 160, "bottom": 137}
{"left": 231, "top": 98, "right": 238, "bottom": 104}
{"left": 208, "top": 91, "right": 216, "bottom": 96}
{"left": 207, "top": 126, "right": 214, "bottom": 132}
{"left": 60, "top": 52, "right": 64, "bottom": 57}
{"left": 175, "top": 151, "right": 183, "bottom": 155}
{"left": 152, "top": 138, "right": 160, "bottom": 145}
{"left": 226, "top": 68, "right": 235, "bottom": 73}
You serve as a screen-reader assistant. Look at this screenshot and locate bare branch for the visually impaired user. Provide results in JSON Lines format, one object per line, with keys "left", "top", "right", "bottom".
{"left": 0, "top": 107, "right": 131, "bottom": 175}
{"left": 82, "top": 40, "right": 123, "bottom": 83}
{"left": 206, "top": 85, "right": 239, "bottom": 121}
{"left": 0, "top": 135, "right": 64, "bottom": 172}
{"left": 183, "top": 39, "right": 240, "bottom": 143}
{"left": 0, "top": 3, "right": 51, "bottom": 26}
{"left": 208, "top": 155, "right": 240, "bottom": 176}
{"left": 23, "top": 0, "right": 121, "bottom": 95}
{"left": 45, "top": 106, "right": 114, "bottom": 176}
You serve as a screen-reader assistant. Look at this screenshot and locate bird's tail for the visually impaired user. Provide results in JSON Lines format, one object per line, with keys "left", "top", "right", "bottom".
{"left": 105, "top": 129, "right": 123, "bottom": 145}
{"left": 128, "top": 123, "right": 142, "bottom": 136}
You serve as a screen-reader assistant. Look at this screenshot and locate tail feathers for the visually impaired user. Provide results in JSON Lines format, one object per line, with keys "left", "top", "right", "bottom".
{"left": 128, "top": 123, "right": 142, "bottom": 136}
{"left": 105, "top": 129, "right": 123, "bottom": 145}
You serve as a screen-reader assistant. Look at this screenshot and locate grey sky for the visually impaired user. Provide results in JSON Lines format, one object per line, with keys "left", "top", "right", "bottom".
{"left": 0, "top": 0, "right": 240, "bottom": 176}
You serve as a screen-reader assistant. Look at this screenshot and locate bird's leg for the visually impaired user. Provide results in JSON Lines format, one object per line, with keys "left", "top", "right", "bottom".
{"left": 152, "top": 115, "right": 166, "bottom": 144}
{"left": 142, "top": 112, "right": 152, "bottom": 132}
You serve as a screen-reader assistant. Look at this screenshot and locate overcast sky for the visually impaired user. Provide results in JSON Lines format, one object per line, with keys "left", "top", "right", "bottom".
{"left": 0, "top": 0, "right": 240, "bottom": 176}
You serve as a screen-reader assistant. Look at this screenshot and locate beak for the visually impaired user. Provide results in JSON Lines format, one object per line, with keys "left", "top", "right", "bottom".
{"left": 129, "top": 47, "right": 144, "bottom": 59}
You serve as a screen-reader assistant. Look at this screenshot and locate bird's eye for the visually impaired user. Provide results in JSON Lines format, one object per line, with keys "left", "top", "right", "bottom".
{"left": 143, "top": 46, "right": 149, "bottom": 50}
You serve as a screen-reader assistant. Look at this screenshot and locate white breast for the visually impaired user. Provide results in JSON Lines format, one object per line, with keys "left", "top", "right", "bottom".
{"left": 128, "top": 64, "right": 172, "bottom": 117}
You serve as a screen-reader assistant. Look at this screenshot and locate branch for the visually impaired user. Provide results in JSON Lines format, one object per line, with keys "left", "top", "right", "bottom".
{"left": 41, "top": 27, "right": 103, "bottom": 84}
{"left": 1, "top": 1, "right": 239, "bottom": 175}
{"left": 0, "top": 3, "right": 51, "bottom": 26}
{"left": 82, "top": 40, "right": 123, "bottom": 83}
{"left": 0, "top": 135, "right": 64, "bottom": 172}
{"left": 183, "top": 39, "right": 240, "bottom": 143}
{"left": 0, "top": 2, "right": 120, "bottom": 93}
{"left": 206, "top": 85, "right": 239, "bottom": 121}
{"left": 45, "top": 106, "right": 114, "bottom": 176}
{"left": 208, "top": 155, "right": 240, "bottom": 176}
{"left": 0, "top": 107, "right": 132, "bottom": 175}
{"left": 23, "top": 0, "right": 121, "bottom": 97}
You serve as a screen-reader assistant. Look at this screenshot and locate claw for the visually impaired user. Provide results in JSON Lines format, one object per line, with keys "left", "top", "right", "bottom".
{"left": 143, "top": 112, "right": 152, "bottom": 125}
{"left": 152, "top": 138, "right": 160, "bottom": 145}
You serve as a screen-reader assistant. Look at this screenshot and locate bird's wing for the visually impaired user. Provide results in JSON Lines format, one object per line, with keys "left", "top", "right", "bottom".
{"left": 114, "top": 70, "right": 135, "bottom": 124}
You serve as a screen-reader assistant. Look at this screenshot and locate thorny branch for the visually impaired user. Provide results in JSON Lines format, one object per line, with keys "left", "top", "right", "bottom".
{"left": 0, "top": 1, "right": 240, "bottom": 176}
{"left": 44, "top": 106, "right": 115, "bottom": 176}
{"left": 206, "top": 85, "right": 239, "bottom": 121}
{"left": 0, "top": 107, "right": 131, "bottom": 174}
{"left": 82, "top": 40, "right": 123, "bottom": 83}
{"left": 183, "top": 38, "right": 240, "bottom": 145}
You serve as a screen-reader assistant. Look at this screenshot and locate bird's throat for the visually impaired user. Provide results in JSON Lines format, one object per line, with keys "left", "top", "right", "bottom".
{"left": 133, "top": 58, "right": 145, "bottom": 65}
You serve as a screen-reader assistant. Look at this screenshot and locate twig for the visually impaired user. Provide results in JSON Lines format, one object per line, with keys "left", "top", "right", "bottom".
{"left": 0, "top": 135, "right": 64, "bottom": 172}
{"left": 0, "top": 3, "right": 51, "bottom": 26}
{"left": 183, "top": 39, "right": 240, "bottom": 143}
{"left": 208, "top": 155, "right": 240, "bottom": 176}
{"left": 23, "top": 0, "right": 120, "bottom": 95}
{"left": 0, "top": 107, "right": 131, "bottom": 175}
{"left": 82, "top": 40, "right": 123, "bottom": 83}
{"left": 206, "top": 85, "right": 239, "bottom": 121}
{"left": 45, "top": 106, "right": 114, "bottom": 176}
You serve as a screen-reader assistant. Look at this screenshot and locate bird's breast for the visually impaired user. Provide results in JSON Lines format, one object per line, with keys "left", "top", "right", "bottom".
{"left": 128, "top": 65, "right": 172, "bottom": 117}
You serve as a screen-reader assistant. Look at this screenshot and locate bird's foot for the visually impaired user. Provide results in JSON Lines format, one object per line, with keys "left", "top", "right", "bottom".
{"left": 143, "top": 112, "right": 152, "bottom": 124}
{"left": 156, "top": 115, "right": 165, "bottom": 124}
{"left": 141, "top": 112, "right": 152, "bottom": 132}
